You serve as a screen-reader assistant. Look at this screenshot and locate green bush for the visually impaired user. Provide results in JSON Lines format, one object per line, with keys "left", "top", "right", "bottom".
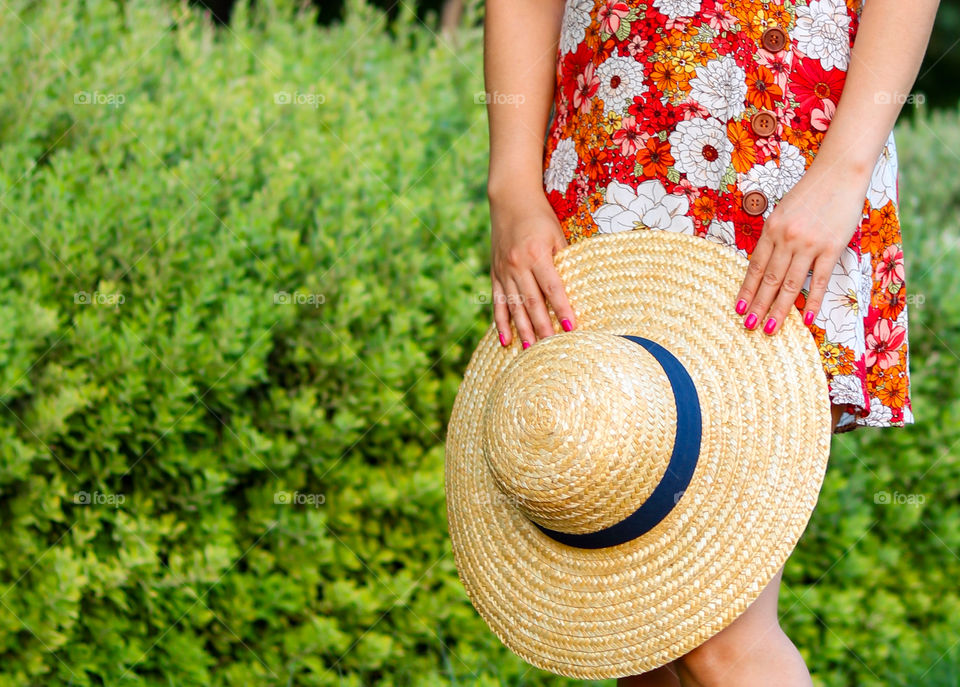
{"left": 0, "top": 0, "right": 504, "bottom": 684}
{"left": 0, "top": 0, "right": 956, "bottom": 685}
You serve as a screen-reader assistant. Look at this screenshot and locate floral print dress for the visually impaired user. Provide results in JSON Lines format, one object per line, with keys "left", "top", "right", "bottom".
{"left": 542, "top": 0, "right": 914, "bottom": 432}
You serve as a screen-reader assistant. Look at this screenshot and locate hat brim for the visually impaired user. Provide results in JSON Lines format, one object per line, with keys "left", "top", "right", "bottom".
{"left": 444, "top": 229, "right": 832, "bottom": 679}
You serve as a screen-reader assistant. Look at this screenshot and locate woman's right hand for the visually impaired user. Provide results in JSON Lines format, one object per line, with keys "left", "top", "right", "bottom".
{"left": 489, "top": 192, "right": 578, "bottom": 348}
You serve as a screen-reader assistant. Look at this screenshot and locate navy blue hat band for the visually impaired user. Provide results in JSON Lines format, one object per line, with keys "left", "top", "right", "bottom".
{"left": 532, "top": 335, "right": 702, "bottom": 550}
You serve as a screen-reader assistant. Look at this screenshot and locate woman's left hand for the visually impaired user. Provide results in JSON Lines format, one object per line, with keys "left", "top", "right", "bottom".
{"left": 733, "top": 162, "right": 871, "bottom": 335}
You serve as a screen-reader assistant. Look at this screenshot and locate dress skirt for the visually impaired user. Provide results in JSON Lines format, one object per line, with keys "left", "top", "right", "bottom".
{"left": 542, "top": 0, "right": 914, "bottom": 432}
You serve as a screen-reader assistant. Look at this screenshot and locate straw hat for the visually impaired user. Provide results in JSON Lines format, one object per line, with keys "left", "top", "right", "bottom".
{"left": 444, "top": 228, "right": 832, "bottom": 679}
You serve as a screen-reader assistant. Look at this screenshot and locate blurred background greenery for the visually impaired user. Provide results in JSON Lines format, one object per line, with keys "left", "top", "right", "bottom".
{"left": 0, "top": 0, "right": 957, "bottom": 685}
{"left": 193, "top": 0, "right": 960, "bottom": 111}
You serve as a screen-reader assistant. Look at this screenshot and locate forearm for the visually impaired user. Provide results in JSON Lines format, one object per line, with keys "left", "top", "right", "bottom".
{"left": 484, "top": 0, "right": 566, "bottom": 203}
{"left": 808, "top": 0, "right": 939, "bottom": 180}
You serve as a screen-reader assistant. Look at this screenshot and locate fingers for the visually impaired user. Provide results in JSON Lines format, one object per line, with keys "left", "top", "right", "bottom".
{"left": 735, "top": 231, "right": 835, "bottom": 334}
{"left": 734, "top": 233, "right": 773, "bottom": 320}
{"left": 493, "top": 248, "right": 576, "bottom": 349}
{"left": 530, "top": 248, "right": 576, "bottom": 333}
{"left": 513, "top": 268, "right": 557, "bottom": 342}
{"left": 491, "top": 272, "right": 513, "bottom": 346}
{"left": 761, "top": 253, "right": 815, "bottom": 335}
{"left": 501, "top": 274, "right": 535, "bottom": 349}
{"left": 802, "top": 253, "right": 835, "bottom": 327}
{"left": 740, "top": 235, "right": 795, "bottom": 332}
{"left": 492, "top": 271, "right": 546, "bottom": 350}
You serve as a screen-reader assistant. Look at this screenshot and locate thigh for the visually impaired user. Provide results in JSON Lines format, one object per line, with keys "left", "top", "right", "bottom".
{"left": 619, "top": 567, "right": 784, "bottom": 685}
{"left": 721, "top": 564, "right": 784, "bottom": 635}
{"left": 674, "top": 564, "right": 785, "bottom": 675}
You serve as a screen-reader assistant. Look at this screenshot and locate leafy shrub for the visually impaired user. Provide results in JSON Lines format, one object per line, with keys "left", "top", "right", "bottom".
{"left": 0, "top": 0, "right": 506, "bottom": 684}
{"left": 0, "top": 0, "right": 956, "bottom": 685}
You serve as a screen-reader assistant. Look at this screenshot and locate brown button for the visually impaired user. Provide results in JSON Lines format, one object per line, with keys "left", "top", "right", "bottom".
{"left": 750, "top": 110, "right": 777, "bottom": 137}
{"left": 760, "top": 26, "right": 787, "bottom": 52}
{"left": 742, "top": 190, "right": 768, "bottom": 216}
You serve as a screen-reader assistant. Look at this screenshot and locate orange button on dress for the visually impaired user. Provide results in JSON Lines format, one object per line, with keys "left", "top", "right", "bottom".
{"left": 542, "top": 0, "right": 913, "bottom": 432}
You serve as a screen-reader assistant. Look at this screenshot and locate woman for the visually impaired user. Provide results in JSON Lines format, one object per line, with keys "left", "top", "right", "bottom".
{"left": 483, "top": 0, "right": 937, "bottom": 684}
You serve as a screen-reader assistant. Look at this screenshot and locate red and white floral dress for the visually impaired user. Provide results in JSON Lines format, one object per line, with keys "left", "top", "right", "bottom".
{"left": 542, "top": 0, "right": 913, "bottom": 432}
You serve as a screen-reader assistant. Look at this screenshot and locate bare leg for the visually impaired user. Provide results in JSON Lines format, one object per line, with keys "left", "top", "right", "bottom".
{"left": 673, "top": 565, "right": 811, "bottom": 687}
{"left": 618, "top": 404, "right": 843, "bottom": 686}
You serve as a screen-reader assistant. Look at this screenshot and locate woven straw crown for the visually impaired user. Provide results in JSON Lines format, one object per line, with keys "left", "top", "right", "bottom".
{"left": 482, "top": 330, "right": 679, "bottom": 536}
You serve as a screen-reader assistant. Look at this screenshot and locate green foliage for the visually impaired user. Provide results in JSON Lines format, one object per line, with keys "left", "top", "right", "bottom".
{"left": 0, "top": 0, "right": 500, "bottom": 684}
{"left": 0, "top": 0, "right": 956, "bottom": 685}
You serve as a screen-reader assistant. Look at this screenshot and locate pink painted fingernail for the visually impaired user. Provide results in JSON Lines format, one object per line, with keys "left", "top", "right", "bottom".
{"left": 499, "top": 331, "right": 507, "bottom": 347}
{"left": 735, "top": 299, "right": 747, "bottom": 315}
{"left": 522, "top": 340, "right": 530, "bottom": 350}
{"left": 803, "top": 310, "right": 815, "bottom": 326}
{"left": 744, "top": 313, "right": 758, "bottom": 330}
{"left": 561, "top": 318, "right": 573, "bottom": 332}
{"left": 763, "top": 317, "right": 777, "bottom": 334}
